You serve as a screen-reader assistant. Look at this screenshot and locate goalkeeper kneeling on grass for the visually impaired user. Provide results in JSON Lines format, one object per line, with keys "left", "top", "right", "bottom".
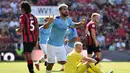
{"left": 64, "top": 42, "right": 103, "bottom": 73}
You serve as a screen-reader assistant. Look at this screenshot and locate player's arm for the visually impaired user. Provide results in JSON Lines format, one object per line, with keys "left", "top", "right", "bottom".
{"left": 43, "top": 21, "right": 52, "bottom": 29}
{"left": 72, "top": 18, "right": 86, "bottom": 28}
{"left": 66, "top": 37, "right": 78, "bottom": 43}
{"left": 85, "top": 27, "right": 90, "bottom": 36}
{"left": 43, "top": 15, "right": 54, "bottom": 29}
{"left": 16, "top": 24, "right": 24, "bottom": 34}
{"left": 16, "top": 15, "right": 25, "bottom": 33}
{"left": 91, "top": 29, "right": 98, "bottom": 47}
{"left": 81, "top": 57, "right": 97, "bottom": 63}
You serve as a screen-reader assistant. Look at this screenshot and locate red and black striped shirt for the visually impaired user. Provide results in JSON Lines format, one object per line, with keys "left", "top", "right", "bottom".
{"left": 86, "top": 21, "right": 96, "bottom": 46}
{"left": 19, "top": 13, "right": 38, "bottom": 43}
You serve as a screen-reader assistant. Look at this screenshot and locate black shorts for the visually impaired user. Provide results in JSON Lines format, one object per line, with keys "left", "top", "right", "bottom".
{"left": 23, "top": 42, "right": 36, "bottom": 53}
{"left": 86, "top": 45, "right": 101, "bottom": 54}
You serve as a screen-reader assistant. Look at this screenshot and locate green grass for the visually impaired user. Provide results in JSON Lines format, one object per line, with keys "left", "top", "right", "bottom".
{"left": 0, "top": 62, "right": 130, "bottom": 73}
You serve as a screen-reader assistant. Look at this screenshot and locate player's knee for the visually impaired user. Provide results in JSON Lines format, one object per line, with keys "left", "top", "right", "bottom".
{"left": 89, "top": 63, "right": 102, "bottom": 73}
{"left": 44, "top": 54, "right": 47, "bottom": 59}
{"left": 94, "top": 46, "right": 101, "bottom": 53}
{"left": 23, "top": 52, "right": 32, "bottom": 60}
{"left": 58, "top": 61, "right": 66, "bottom": 65}
{"left": 46, "top": 63, "right": 54, "bottom": 70}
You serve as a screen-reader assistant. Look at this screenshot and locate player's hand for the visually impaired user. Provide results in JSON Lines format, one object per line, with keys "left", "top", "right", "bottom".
{"left": 48, "top": 15, "right": 54, "bottom": 24}
{"left": 80, "top": 18, "right": 86, "bottom": 25}
{"left": 16, "top": 28, "right": 22, "bottom": 35}
{"left": 15, "top": 28, "right": 19, "bottom": 32}
{"left": 64, "top": 39, "right": 69, "bottom": 45}
{"left": 65, "top": 39, "right": 69, "bottom": 42}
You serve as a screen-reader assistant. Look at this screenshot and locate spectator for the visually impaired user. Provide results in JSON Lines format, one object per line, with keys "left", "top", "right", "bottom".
{"left": 97, "top": 33, "right": 105, "bottom": 48}
{"left": 10, "top": 0, "right": 18, "bottom": 14}
{"left": 9, "top": 18, "right": 19, "bottom": 27}
{"left": 0, "top": 18, "right": 9, "bottom": 28}
{"left": 116, "top": 39, "right": 126, "bottom": 51}
{"left": 109, "top": 42, "right": 116, "bottom": 51}
{"left": 117, "top": 24, "right": 126, "bottom": 38}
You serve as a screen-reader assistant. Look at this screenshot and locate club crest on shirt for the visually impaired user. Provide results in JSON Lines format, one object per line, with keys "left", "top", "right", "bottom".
{"left": 92, "top": 24, "right": 95, "bottom": 28}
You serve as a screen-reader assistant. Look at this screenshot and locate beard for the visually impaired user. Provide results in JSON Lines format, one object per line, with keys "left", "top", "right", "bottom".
{"left": 62, "top": 13, "right": 68, "bottom": 17}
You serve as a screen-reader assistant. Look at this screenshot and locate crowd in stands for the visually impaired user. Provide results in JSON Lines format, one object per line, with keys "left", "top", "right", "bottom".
{"left": 0, "top": 0, "right": 21, "bottom": 50}
{"left": 0, "top": 0, "right": 130, "bottom": 51}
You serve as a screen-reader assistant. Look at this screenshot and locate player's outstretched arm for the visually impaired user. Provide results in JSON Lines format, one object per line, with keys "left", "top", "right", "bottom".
{"left": 66, "top": 37, "right": 78, "bottom": 43}
{"left": 73, "top": 18, "right": 86, "bottom": 28}
{"left": 81, "top": 57, "right": 97, "bottom": 63}
{"left": 43, "top": 15, "right": 54, "bottom": 29}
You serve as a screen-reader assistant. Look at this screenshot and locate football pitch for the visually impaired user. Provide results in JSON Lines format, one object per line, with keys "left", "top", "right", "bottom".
{"left": 0, "top": 61, "right": 130, "bottom": 73}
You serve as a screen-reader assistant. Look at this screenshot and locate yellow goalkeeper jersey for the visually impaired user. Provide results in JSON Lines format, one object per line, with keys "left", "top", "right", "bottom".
{"left": 64, "top": 50, "right": 85, "bottom": 73}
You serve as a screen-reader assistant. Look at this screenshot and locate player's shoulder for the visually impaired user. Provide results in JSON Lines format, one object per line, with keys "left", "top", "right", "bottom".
{"left": 30, "top": 14, "right": 37, "bottom": 19}
{"left": 54, "top": 16, "right": 60, "bottom": 22}
{"left": 71, "top": 28, "right": 76, "bottom": 32}
{"left": 20, "top": 15, "right": 24, "bottom": 18}
{"left": 55, "top": 16, "right": 71, "bottom": 20}
{"left": 55, "top": 16, "right": 60, "bottom": 19}
{"left": 66, "top": 16, "right": 72, "bottom": 20}
{"left": 87, "top": 21, "right": 95, "bottom": 26}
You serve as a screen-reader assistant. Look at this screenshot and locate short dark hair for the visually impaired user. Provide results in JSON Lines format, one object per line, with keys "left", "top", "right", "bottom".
{"left": 20, "top": 1, "right": 31, "bottom": 13}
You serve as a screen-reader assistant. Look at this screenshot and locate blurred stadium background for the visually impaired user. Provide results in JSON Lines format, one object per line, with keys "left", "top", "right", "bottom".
{"left": 0, "top": 0, "right": 130, "bottom": 73}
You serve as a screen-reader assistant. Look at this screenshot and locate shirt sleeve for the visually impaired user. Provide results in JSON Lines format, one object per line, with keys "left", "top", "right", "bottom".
{"left": 49, "top": 22, "right": 54, "bottom": 28}
{"left": 90, "top": 24, "right": 96, "bottom": 30}
{"left": 19, "top": 15, "right": 25, "bottom": 25}
{"left": 68, "top": 17, "right": 75, "bottom": 27}
{"left": 73, "top": 28, "right": 78, "bottom": 37}
{"left": 19, "top": 15, "right": 25, "bottom": 31}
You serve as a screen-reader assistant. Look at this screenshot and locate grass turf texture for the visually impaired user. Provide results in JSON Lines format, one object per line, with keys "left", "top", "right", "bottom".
{"left": 0, "top": 62, "right": 130, "bottom": 73}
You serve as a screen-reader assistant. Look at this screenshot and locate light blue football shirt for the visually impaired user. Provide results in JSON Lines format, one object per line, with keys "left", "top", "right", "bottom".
{"left": 66, "top": 28, "right": 78, "bottom": 48}
{"left": 39, "top": 26, "right": 51, "bottom": 44}
{"left": 48, "top": 16, "right": 75, "bottom": 46}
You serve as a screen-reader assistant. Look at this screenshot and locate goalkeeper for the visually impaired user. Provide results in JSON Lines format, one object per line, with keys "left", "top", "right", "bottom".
{"left": 64, "top": 42, "right": 103, "bottom": 73}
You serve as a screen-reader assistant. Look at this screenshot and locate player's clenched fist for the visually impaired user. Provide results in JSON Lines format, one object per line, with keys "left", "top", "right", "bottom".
{"left": 81, "top": 18, "right": 86, "bottom": 25}
{"left": 48, "top": 15, "right": 54, "bottom": 24}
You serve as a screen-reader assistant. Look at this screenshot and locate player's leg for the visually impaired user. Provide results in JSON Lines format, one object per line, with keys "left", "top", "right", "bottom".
{"left": 56, "top": 45, "right": 66, "bottom": 66}
{"left": 37, "top": 44, "right": 47, "bottom": 62}
{"left": 46, "top": 44, "right": 56, "bottom": 73}
{"left": 35, "top": 44, "right": 47, "bottom": 70}
{"left": 87, "top": 68, "right": 95, "bottom": 73}
{"left": 76, "top": 62, "right": 89, "bottom": 73}
{"left": 87, "top": 46, "right": 93, "bottom": 57}
{"left": 60, "top": 45, "right": 73, "bottom": 71}
{"left": 93, "top": 46, "right": 102, "bottom": 64}
{"left": 36, "top": 55, "right": 44, "bottom": 64}
{"left": 89, "top": 63, "right": 103, "bottom": 73}
{"left": 23, "top": 42, "right": 35, "bottom": 73}
{"left": 87, "top": 63, "right": 102, "bottom": 73}
{"left": 76, "top": 61, "right": 103, "bottom": 73}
